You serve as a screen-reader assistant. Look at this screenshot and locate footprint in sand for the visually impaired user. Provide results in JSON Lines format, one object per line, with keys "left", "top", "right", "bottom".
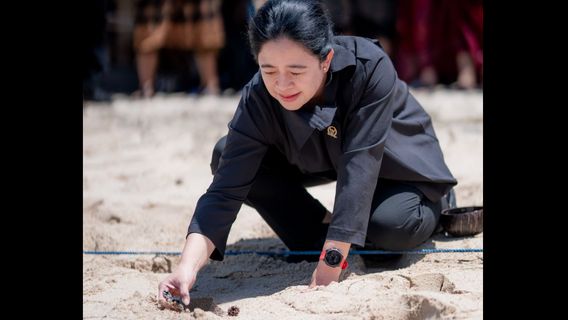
{"left": 83, "top": 230, "right": 118, "bottom": 251}
{"left": 399, "top": 294, "right": 457, "bottom": 320}
{"left": 116, "top": 256, "right": 173, "bottom": 273}
{"left": 401, "top": 273, "right": 456, "bottom": 293}
{"left": 106, "top": 214, "right": 122, "bottom": 224}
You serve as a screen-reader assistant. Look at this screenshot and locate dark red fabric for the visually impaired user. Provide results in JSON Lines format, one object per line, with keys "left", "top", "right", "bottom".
{"left": 395, "top": 0, "right": 483, "bottom": 85}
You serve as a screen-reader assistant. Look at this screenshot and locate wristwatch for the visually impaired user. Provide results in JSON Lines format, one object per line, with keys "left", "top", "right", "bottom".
{"left": 319, "top": 247, "right": 348, "bottom": 269}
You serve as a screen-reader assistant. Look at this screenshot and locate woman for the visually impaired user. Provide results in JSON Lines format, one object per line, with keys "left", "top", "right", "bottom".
{"left": 158, "top": 0, "right": 457, "bottom": 307}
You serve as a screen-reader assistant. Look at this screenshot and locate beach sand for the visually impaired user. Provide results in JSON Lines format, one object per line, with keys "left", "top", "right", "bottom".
{"left": 83, "top": 88, "right": 483, "bottom": 319}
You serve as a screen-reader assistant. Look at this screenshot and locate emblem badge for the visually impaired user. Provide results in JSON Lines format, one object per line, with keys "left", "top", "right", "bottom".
{"left": 327, "top": 126, "right": 338, "bottom": 138}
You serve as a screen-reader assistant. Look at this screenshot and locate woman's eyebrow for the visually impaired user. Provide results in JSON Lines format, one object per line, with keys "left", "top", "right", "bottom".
{"left": 260, "top": 64, "right": 307, "bottom": 69}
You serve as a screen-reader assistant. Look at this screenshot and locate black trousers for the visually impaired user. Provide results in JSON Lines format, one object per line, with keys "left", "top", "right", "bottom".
{"left": 211, "top": 136, "right": 445, "bottom": 252}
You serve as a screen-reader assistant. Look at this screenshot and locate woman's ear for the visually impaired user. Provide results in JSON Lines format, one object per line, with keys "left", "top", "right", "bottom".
{"left": 323, "top": 48, "right": 334, "bottom": 70}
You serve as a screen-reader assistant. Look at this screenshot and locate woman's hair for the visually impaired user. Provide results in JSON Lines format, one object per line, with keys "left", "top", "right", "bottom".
{"left": 248, "top": 0, "right": 334, "bottom": 62}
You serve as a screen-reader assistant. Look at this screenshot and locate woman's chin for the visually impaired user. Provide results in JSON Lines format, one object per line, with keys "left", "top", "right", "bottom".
{"left": 279, "top": 99, "right": 305, "bottom": 111}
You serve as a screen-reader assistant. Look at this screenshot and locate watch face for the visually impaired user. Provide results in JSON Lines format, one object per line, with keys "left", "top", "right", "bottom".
{"left": 324, "top": 249, "right": 342, "bottom": 266}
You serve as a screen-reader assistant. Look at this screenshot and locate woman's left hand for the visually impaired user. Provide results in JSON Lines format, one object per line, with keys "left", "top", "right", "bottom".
{"left": 308, "top": 240, "right": 351, "bottom": 288}
{"left": 309, "top": 261, "right": 343, "bottom": 288}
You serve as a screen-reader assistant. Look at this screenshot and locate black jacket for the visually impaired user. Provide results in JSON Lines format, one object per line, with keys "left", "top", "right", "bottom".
{"left": 189, "top": 36, "right": 457, "bottom": 260}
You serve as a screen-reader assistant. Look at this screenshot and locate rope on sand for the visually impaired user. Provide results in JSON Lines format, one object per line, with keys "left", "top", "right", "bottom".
{"left": 82, "top": 248, "right": 482, "bottom": 256}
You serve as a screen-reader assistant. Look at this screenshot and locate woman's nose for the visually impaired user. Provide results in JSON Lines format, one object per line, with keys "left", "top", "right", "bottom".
{"left": 275, "top": 74, "right": 293, "bottom": 89}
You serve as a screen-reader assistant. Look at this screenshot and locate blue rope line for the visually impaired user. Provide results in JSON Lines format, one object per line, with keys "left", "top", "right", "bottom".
{"left": 83, "top": 248, "right": 482, "bottom": 256}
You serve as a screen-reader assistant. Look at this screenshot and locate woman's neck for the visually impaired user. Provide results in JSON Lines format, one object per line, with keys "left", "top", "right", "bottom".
{"left": 307, "top": 71, "right": 329, "bottom": 107}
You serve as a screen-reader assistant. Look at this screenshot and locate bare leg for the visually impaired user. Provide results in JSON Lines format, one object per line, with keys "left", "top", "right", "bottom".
{"left": 419, "top": 65, "right": 438, "bottom": 87}
{"left": 135, "top": 52, "right": 158, "bottom": 98}
{"left": 456, "top": 51, "right": 477, "bottom": 89}
{"left": 194, "top": 50, "right": 220, "bottom": 95}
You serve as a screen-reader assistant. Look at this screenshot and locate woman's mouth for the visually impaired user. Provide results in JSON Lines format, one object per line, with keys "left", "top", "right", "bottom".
{"left": 279, "top": 92, "right": 300, "bottom": 102}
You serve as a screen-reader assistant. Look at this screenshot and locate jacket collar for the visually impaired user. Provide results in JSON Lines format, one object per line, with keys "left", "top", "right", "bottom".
{"left": 281, "top": 40, "right": 357, "bottom": 149}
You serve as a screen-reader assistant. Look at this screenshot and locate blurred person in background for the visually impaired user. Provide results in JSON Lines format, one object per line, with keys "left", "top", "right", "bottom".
{"left": 395, "top": 0, "right": 483, "bottom": 89}
{"left": 133, "top": 0, "right": 225, "bottom": 97}
{"left": 84, "top": 0, "right": 112, "bottom": 101}
{"left": 217, "top": 0, "right": 259, "bottom": 93}
{"left": 321, "top": 0, "right": 397, "bottom": 58}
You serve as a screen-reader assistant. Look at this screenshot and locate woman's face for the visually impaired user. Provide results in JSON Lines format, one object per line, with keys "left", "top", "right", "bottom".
{"left": 258, "top": 37, "right": 333, "bottom": 111}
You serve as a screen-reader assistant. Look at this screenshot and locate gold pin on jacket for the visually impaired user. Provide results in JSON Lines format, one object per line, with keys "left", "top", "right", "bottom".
{"left": 327, "top": 126, "right": 338, "bottom": 138}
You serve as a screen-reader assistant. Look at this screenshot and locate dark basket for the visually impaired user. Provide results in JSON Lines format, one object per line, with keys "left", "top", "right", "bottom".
{"left": 440, "top": 206, "right": 483, "bottom": 237}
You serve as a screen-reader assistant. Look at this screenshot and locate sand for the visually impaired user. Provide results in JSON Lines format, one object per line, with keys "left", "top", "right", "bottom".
{"left": 83, "top": 88, "right": 483, "bottom": 319}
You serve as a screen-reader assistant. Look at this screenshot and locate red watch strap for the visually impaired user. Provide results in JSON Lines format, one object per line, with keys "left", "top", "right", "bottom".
{"left": 319, "top": 250, "right": 326, "bottom": 260}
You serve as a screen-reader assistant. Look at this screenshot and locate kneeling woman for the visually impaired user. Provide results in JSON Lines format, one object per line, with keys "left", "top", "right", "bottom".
{"left": 159, "top": 0, "right": 457, "bottom": 306}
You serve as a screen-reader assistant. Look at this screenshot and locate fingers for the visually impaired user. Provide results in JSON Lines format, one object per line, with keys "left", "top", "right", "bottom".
{"left": 157, "top": 282, "right": 174, "bottom": 306}
{"left": 308, "top": 268, "right": 317, "bottom": 289}
{"left": 179, "top": 281, "right": 191, "bottom": 306}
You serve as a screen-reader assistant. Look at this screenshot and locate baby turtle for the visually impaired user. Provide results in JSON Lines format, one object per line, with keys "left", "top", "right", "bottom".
{"left": 162, "top": 291, "right": 190, "bottom": 311}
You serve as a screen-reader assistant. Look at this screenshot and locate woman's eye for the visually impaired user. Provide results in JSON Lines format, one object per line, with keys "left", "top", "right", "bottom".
{"left": 264, "top": 71, "right": 275, "bottom": 75}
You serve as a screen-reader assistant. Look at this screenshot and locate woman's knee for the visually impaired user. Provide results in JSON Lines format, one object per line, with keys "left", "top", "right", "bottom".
{"left": 210, "top": 135, "right": 227, "bottom": 175}
{"left": 366, "top": 205, "right": 439, "bottom": 250}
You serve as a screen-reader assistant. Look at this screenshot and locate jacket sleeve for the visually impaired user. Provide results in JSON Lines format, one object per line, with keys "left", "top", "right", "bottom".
{"left": 325, "top": 55, "right": 399, "bottom": 247}
{"left": 187, "top": 80, "right": 272, "bottom": 260}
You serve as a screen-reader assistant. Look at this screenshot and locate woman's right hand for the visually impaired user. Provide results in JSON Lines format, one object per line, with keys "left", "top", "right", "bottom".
{"left": 157, "top": 263, "right": 197, "bottom": 308}
{"left": 156, "top": 233, "right": 216, "bottom": 309}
